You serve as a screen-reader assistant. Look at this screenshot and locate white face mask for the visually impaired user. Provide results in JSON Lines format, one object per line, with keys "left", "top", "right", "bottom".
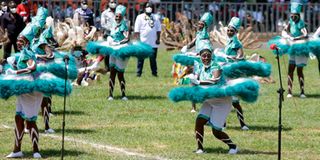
{"left": 2, "top": 6, "right": 7, "bottom": 12}
{"left": 82, "top": 4, "right": 88, "bottom": 10}
{"left": 109, "top": 2, "right": 116, "bottom": 9}
{"left": 10, "top": 8, "right": 16, "bottom": 13}
{"left": 145, "top": 7, "right": 152, "bottom": 14}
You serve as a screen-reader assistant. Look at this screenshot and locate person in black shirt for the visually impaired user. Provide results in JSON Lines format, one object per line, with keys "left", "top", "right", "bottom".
{"left": 1, "top": 1, "right": 25, "bottom": 59}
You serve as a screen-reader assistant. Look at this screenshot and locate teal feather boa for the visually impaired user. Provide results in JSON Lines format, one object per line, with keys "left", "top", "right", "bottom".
{"left": 268, "top": 36, "right": 311, "bottom": 57}
{"left": 172, "top": 54, "right": 200, "bottom": 66}
{"left": 0, "top": 73, "right": 72, "bottom": 99}
{"left": 308, "top": 38, "right": 320, "bottom": 57}
{"left": 168, "top": 78, "right": 260, "bottom": 103}
{"left": 86, "top": 41, "right": 154, "bottom": 59}
{"left": 86, "top": 41, "right": 114, "bottom": 56}
{"left": 222, "top": 61, "right": 272, "bottom": 78}
{"left": 267, "top": 36, "right": 289, "bottom": 56}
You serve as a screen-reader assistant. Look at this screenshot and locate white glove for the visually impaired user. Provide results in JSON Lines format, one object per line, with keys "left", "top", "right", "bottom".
{"left": 289, "top": 37, "right": 294, "bottom": 41}
{"left": 190, "top": 78, "right": 200, "bottom": 85}
{"left": 6, "top": 68, "right": 17, "bottom": 75}
{"left": 189, "top": 74, "right": 200, "bottom": 85}
{"left": 309, "top": 52, "right": 316, "bottom": 60}
{"left": 86, "top": 61, "right": 99, "bottom": 70}
{"left": 181, "top": 45, "right": 188, "bottom": 53}
{"left": 23, "top": 17, "right": 27, "bottom": 22}
{"left": 110, "top": 41, "right": 120, "bottom": 46}
{"left": 78, "top": 67, "right": 86, "bottom": 73}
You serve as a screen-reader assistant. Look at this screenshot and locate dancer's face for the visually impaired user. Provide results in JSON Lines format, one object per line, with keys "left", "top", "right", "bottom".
{"left": 201, "top": 51, "right": 212, "bottom": 66}
{"left": 115, "top": 13, "right": 122, "bottom": 24}
{"left": 197, "top": 21, "right": 205, "bottom": 31}
{"left": 227, "top": 26, "right": 236, "bottom": 38}
{"left": 290, "top": 13, "right": 300, "bottom": 23}
{"left": 17, "top": 36, "right": 28, "bottom": 51}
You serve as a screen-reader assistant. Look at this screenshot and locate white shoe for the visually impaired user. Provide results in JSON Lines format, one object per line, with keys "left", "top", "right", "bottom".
{"left": 33, "top": 152, "right": 42, "bottom": 158}
{"left": 81, "top": 80, "right": 89, "bottom": 86}
{"left": 286, "top": 94, "right": 293, "bottom": 98}
{"left": 121, "top": 97, "right": 128, "bottom": 101}
{"left": 95, "top": 74, "right": 101, "bottom": 81}
{"left": 45, "top": 128, "right": 55, "bottom": 134}
{"left": 241, "top": 126, "right": 249, "bottom": 130}
{"left": 49, "top": 113, "right": 54, "bottom": 117}
{"left": 195, "top": 149, "right": 204, "bottom": 154}
{"left": 24, "top": 128, "right": 29, "bottom": 133}
{"left": 6, "top": 151, "right": 24, "bottom": 158}
{"left": 108, "top": 97, "right": 114, "bottom": 101}
{"left": 300, "top": 94, "right": 306, "bottom": 98}
{"left": 228, "top": 147, "right": 238, "bottom": 154}
{"left": 191, "top": 109, "right": 196, "bottom": 113}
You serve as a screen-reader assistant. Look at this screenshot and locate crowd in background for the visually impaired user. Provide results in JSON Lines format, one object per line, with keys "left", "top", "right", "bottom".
{"left": 1, "top": 0, "right": 320, "bottom": 38}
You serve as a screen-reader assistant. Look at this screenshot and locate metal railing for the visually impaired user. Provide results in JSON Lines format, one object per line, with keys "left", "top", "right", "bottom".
{"left": 31, "top": 1, "right": 320, "bottom": 35}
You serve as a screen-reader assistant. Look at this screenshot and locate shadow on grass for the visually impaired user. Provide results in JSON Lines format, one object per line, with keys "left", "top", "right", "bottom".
{"left": 225, "top": 125, "right": 292, "bottom": 132}
{"left": 24, "top": 149, "right": 85, "bottom": 158}
{"left": 115, "top": 95, "right": 167, "bottom": 100}
{"left": 304, "top": 93, "right": 320, "bottom": 99}
{"left": 205, "top": 147, "right": 277, "bottom": 155}
{"left": 52, "top": 128, "right": 95, "bottom": 134}
{"left": 52, "top": 110, "right": 87, "bottom": 116}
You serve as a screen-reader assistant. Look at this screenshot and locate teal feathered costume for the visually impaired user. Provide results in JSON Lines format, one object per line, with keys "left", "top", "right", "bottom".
{"left": 0, "top": 8, "right": 76, "bottom": 99}
{"left": 86, "top": 41, "right": 154, "bottom": 59}
{"left": 0, "top": 49, "right": 73, "bottom": 99}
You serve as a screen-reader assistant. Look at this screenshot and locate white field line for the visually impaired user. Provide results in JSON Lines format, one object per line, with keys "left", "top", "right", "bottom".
{"left": 2, "top": 124, "right": 168, "bottom": 160}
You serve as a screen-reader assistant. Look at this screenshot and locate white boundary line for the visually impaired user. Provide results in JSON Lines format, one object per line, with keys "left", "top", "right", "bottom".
{"left": 2, "top": 124, "right": 168, "bottom": 160}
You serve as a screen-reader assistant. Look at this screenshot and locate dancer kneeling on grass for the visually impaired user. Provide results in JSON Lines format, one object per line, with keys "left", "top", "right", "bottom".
{"left": 192, "top": 48, "right": 238, "bottom": 154}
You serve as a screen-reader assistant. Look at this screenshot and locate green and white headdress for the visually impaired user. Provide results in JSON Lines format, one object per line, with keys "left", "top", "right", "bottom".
{"left": 290, "top": 2, "right": 302, "bottom": 14}
{"left": 115, "top": 5, "right": 126, "bottom": 17}
{"left": 200, "top": 12, "right": 213, "bottom": 27}
{"left": 228, "top": 17, "right": 241, "bottom": 31}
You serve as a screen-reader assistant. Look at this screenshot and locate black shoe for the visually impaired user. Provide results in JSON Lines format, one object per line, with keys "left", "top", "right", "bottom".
{"left": 152, "top": 74, "right": 158, "bottom": 77}
{"left": 137, "top": 74, "right": 141, "bottom": 77}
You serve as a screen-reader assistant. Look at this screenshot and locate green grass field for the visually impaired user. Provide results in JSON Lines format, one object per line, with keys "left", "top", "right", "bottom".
{"left": 0, "top": 49, "right": 320, "bottom": 160}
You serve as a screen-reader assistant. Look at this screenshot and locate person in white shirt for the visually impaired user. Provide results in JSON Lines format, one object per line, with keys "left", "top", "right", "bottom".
{"left": 101, "top": 0, "right": 116, "bottom": 36}
{"left": 134, "top": 2, "right": 161, "bottom": 77}
{"left": 100, "top": 0, "right": 117, "bottom": 71}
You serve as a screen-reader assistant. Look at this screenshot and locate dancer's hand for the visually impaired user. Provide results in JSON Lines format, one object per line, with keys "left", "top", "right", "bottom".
{"left": 110, "top": 41, "right": 120, "bottom": 46}
{"left": 181, "top": 45, "right": 188, "bottom": 53}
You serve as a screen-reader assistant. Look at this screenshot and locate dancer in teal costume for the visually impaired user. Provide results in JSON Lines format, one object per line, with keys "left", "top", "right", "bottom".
{"left": 190, "top": 49, "right": 238, "bottom": 155}
{"left": 284, "top": 2, "right": 308, "bottom": 98}
{"left": 85, "top": 5, "right": 153, "bottom": 100}
{"left": 3, "top": 8, "right": 74, "bottom": 158}
{"left": 223, "top": 17, "right": 248, "bottom": 130}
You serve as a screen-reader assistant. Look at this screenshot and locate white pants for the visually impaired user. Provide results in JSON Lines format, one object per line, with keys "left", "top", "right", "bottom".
{"left": 199, "top": 97, "right": 232, "bottom": 130}
{"left": 16, "top": 92, "right": 43, "bottom": 121}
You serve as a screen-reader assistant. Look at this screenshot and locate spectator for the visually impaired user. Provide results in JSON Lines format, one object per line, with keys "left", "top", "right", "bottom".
{"left": 16, "top": 0, "right": 30, "bottom": 24}
{"left": 65, "top": 4, "right": 74, "bottom": 18}
{"left": 53, "top": 2, "right": 64, "bottom": 22}
{"left": 1, "top": 1, "right": 25, "bottom": 59}
{"left": 135, "top": 2, "right": 161, "bottom": 77}
{"left": 74, "top": 0, "right": 94, "bottom": 26}
{"left": 0, "top": 1, "right": 8, "bottom": 26}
